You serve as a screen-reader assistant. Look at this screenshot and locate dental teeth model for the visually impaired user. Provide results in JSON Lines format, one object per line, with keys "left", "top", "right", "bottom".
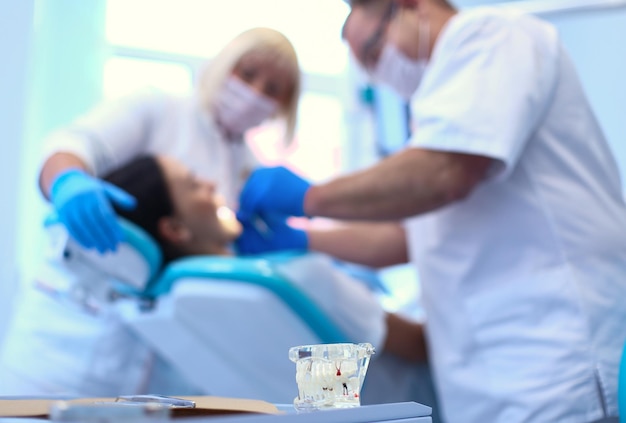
{"left": 289, "top": 343, "right": 374, "bottom": 411}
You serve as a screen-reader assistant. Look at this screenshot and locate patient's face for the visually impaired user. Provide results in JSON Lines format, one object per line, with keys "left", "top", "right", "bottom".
{"left": 157, "top": 156, "right": 242, "bottom": 247}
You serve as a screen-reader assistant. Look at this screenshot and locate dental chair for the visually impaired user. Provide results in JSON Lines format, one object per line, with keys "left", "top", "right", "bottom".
{"left": 41, "top": 216, "right": 162, "bottom": 310}
{"left": 126, "top": 255, "right": 366, "bottom": 404}
{"left": 48, "top": 216, "right": 438, "bottom": 413}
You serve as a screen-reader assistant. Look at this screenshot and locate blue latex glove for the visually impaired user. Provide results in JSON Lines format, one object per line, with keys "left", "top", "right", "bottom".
{"left": 235, "top": 212, "right": 308, "bottom": 255}
{"left": 238, "top": 166, "right": 311, "bottom": 221}
{"left": 50, "top": 168, "right": 137, "bottom": 254}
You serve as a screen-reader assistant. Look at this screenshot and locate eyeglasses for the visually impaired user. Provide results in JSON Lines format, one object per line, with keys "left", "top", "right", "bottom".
{"left": 360, "top": 1, "right": 397, "bottom": 70}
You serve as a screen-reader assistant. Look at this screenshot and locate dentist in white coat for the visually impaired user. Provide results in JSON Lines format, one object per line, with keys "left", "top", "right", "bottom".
{"left": 0, "top": 27, "right": 301, "bottom": 396}
{"left": 235, "top": 1, "right": 626, "bottom": 422}
{"left": 39, "top": 26, "right": 300, "bottom": 254}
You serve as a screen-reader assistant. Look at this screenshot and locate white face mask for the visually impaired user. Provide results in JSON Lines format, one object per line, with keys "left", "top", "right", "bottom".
{"left": 214, "top": 76, "right": 279, "bottom": 137}
{"left": 372, "top": 20, "right": 430, "bottom": 101}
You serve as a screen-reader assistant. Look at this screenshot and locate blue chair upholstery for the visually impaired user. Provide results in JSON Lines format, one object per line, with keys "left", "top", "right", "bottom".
{"left": 146, "top": 254, "right": 348, "bottom": 344}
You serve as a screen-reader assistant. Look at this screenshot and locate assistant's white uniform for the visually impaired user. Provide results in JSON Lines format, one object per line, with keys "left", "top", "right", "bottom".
{"left": 41, "top": 88, "right": 258, "bottom": 207}
{"left": 405, "top": 8, "right": 626, "bottom": 423}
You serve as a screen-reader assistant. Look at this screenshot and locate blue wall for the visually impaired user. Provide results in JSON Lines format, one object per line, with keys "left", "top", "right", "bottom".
{"left": 0, "top": 0, "right": 35, "bottom": 341}
{"left": 546, "top": 9, "right": 626, "bottom": 184}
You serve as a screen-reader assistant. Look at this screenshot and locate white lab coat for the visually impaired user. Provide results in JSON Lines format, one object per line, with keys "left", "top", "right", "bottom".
{"left": 41, "top": 88, "right": 258, "bottom": 207}
{"left": 405, "top": 8, "right": 626, "bottom": 423}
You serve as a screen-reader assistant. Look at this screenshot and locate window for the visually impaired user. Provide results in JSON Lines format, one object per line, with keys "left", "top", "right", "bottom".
{"left": 102, "top": 57, "right": 193, "bottom": 100}
{"left": 247, "top": 91, "right": 344, "bottom": 183}
{"left": 104, "top": 0, "right": 352, "bottom": 180}
{"left": 105, "top": 0, "right": 350, "bottom": 76}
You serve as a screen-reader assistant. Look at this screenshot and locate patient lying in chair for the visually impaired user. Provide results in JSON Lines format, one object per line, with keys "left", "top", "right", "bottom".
{"left": 0, "top": 154, "right": 426, "bottom": 400}
{"left": 105, "top": 155, "right": 426, "bottom": 363}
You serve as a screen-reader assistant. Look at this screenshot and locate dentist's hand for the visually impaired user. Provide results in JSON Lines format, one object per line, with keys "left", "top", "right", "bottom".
{"left": 235, "top": 212, "right": 308, "bottom": 255}
{"left": 238, "top": 166, "right": 311, "bottom": 220}
{"left": 49, "top": 168, "right": 137, "bottom": 253}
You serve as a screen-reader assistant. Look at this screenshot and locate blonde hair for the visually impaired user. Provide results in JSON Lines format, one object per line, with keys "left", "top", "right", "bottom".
{"left": 198, "top": 27, "right": 301, "bottom": 145}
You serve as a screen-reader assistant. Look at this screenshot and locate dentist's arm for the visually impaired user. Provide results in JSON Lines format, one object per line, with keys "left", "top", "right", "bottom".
{"left": 39, "top": 152, "right": 136, "bottom": 254}
{"left": 236, "top": 213, "right": 407, "bottom": 268}
{"left": 37, "top": 90, "right": 163, "bottom": 253}
{"left": 39, "top": 152, "right": 89, "bottom": 198}
{"left": 239, "top": 148, "right": 492, "bottom": 221}
{"left": 308, "top": 222, "right": 408, "bottom": 268}
{"left": 304, "top": 148, "right": 493, "bottom": 220}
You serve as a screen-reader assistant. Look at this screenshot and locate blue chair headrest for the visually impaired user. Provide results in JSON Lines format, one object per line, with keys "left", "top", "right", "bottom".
{"left": 44, "top": 214, "right": 163, "bottom": 294}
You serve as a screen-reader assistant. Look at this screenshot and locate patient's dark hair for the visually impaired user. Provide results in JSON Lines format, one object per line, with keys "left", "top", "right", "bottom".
{"left": 103, "top": 156, "right": 184, "bottom": 265}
